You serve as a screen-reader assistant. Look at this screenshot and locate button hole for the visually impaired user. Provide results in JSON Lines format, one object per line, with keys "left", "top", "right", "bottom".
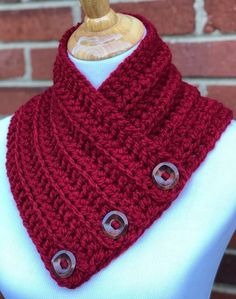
{"left": 60, "top": 257, "right": 69, "bottom": 269}
{"left": 161, "top": 171, "right": 171, "bottom": 180}
{"left": 111, "top": 219, "right": 121, "bottom": 229}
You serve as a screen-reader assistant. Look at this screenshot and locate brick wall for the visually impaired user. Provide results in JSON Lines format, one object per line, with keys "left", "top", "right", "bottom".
{"left": 0, "top": 0, "right": 236, "bottom": 298}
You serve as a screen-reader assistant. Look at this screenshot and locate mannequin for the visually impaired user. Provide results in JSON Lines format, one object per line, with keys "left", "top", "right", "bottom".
{"left": 67, "top": 0, "right": 145, "bottom": 60}
{"left": 1, "top": 2, "right": 236, "bottom": 299}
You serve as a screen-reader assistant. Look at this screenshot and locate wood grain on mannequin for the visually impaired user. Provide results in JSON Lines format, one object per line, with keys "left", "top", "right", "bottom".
{"left": 67, "top": 0, "right": 145, "bottom": 60}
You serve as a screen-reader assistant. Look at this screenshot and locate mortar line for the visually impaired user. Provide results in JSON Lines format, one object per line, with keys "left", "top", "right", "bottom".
{"left": 213, "top": 283, "right": 236, "bottom": 295}
{"left": 197, "top": 82, "right": 207, "bottom": 96}
{"left": 0, "top": 42, "right": 59, "bottom": 50}
{"left": 71, "top": 2, "right": 81, "bottom": 25}
{"left": 0, "top": 1, "right": 78, "bottom": 10}
{"left": 194, "top": 0, "right": 208, "bottom": 35}
{"left": 23, "top": 47, "right": 32, "bottom": 81}
{"left": 0, "top": 0, "right": 144, "bottom": 10}
{"left": 225, "top": 248, "right": 236, "bottom": 255}
{"left": 0, "top": 78, "right": 236, "bottom": 88}
{"left": 185, "top": 78, "right": 236, "bottom": 85}
{"left": 163, "top": 34, "right": 236, "bottom": 43}
{"left": 2, "top": 34, "right": 236, "bottom": 51}
{"left": 0, "top": 81, "right": 52, "bottom": 87}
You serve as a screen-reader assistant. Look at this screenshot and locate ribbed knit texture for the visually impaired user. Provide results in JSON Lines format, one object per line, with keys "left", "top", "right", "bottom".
{"left": 6, "top": 12, "right": 233, "bottom": 289}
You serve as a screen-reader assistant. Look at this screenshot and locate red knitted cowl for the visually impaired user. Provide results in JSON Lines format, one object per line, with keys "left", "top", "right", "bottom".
{"left": 6, "top": 12, "right": 233, "bottom": 289}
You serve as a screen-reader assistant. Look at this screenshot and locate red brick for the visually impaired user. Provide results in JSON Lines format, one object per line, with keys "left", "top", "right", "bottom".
{"left": 207, "top": 86, "right": 236, "bottom": 118}
{"left": 205, "top": 0, "right": 236, "bottom": 33}
{"left": 214, "top": 254, "right": 236, "bottom": 285}
{"left": 0, "top": 0, "right": 18, "bottom": 2}
{"left": 0, "top": 8, "right": 73, "bottom": 42}
{"left": 168, "top": 41, "right": 236, "bottom": 78}
{"left": 228, "top": 232, "right": 236, "bottom": 249}
{"left": 110, "top": 0, "right": 195, "bottom": 35}
{"left": 211, "top": 291, "right": 236, "bottom": 299}
{"left": 0, "top": 49, "right": 25, "bottom": 79}
{"left": 0, "top": 88, "right": 46, "bottom": 115}
{"left": 31, "top": 48, "right": 57, "bottom": 80}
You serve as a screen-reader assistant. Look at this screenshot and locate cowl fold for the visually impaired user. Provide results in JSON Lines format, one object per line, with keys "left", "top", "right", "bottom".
{"left": 6, "top": 12, "right": 233, "bottom": 289}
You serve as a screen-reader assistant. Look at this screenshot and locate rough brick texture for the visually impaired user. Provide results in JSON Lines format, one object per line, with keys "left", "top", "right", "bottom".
{"left": 0, "top": 49, "right": 25, "bottom": 79}
{"left": 207, "top": 86, "right": 236, "bottom": 118}
{"left": 205, "top": 0, "right": 236, "bottom": 33}
{"left": 215, "top": 254, "right": 236, "bottom": 285}
{"left": 211, "top": 292, "right": 236, "bottom": 299}
{"left": 0, "top": 88, "right": 46, "bottom": 114}
{"left": 111, "top": 0, "right": 195, "bottom": 35}
{"left": 0, "top": 8, "right": 73, "bottom": 42}
{"left": 169, "top": 41, "right": 236, "bottom": 78}
{"left": 228, "top": 233, "right": 236, "bottom": 249}
{"left": 31, "top": 48, "right": 57, "bottom": 80}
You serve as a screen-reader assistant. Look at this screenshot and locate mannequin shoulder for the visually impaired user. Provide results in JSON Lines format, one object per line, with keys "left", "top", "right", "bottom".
{"left": 0, "top": 114, "right": 13, "bottom": 127}
{"left": 210, "top": 118, "right": 236, "bottom": 166}
{"left": 219, "top": 119, "right": 236, "bottom": 147}
{"left": 229, "top": 118, "right": 236, "bottom": 128}
{"left": 0, "top": 115, "right": 14, "bottom": 147}
{"left": 205, "top": 120, "right": 236, "bottom": 178}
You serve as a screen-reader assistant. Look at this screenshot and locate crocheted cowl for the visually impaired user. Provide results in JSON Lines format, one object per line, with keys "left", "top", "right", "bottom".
{"left": 6, "top": 12, "right": 233, "bottom": 289}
